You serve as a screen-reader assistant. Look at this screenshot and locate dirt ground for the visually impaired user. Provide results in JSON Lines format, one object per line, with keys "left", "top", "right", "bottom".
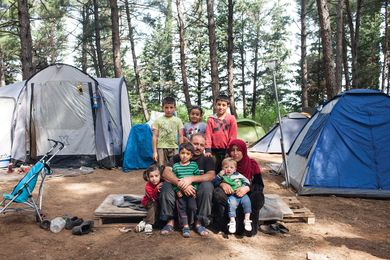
{"left": 0, "top": 153, "right": 389, "bottom": 260}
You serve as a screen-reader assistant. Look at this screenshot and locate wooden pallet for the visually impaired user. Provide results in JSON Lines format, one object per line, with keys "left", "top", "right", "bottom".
{"left": 94, "top": 194, "right": 146, "bottom": 225}
{"left": 281, "top": 196, "right": 315, "bottom": 224}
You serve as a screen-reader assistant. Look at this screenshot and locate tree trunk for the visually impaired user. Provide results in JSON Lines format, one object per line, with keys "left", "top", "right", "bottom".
{"left": 335, "top": 0, "right": 343, "bottom": 93}
{"left": 252, "top": 23, "right": 260, "bottom": 119}
{"left": 346, "top": 0, "right": 362, "bottom": 88}
{"left": 0, "top": 48, "right": 5, "bottom": 87}
{"left": 382, "top": 0, "right": 389, "bottom": 92}
{"left": 239, "top": 11, "right": 246, "bottom": 118}
{"left": 81, "top": 5, "right": 88, "bottom": 72}
{"left": 125, "top": 0, "right": 149, "bottom": 121}
{"left": 110, "top": 0, "right": 122, "bottom": 77}
{"left": 176, "top": 0, "right": 192, "bottom": 111}
{"left": 300, "top": 0, "right": 309, "bottom": 109}
{"left": 227, "top": 0, "right": 237, "bottom": 117}
{"left": 316, "top": 0, "right": 337, "bottom": 99}
{"left": 18, "top": 0, "right": 34, "bottom": 79}
{"left": 93, "top": 0, "right": 105, "bottom": 77}
{"left": 206, "top": 0, "right": 220, "bottom": 104}
{"left": 342, "top": 20, "right": 350, "bottom": 90}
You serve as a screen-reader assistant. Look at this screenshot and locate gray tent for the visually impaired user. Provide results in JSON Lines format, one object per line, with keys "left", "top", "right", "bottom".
{"left": 0, "top": 64, "right": 131, "bottom": 168}
{"left": 250, "top": 113, "right": 309, "bottom": 153}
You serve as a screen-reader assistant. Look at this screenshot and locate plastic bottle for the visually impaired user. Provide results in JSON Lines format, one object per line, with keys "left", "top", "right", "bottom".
{"left": 50, "top": 217, "right": 66, "bottom": 233}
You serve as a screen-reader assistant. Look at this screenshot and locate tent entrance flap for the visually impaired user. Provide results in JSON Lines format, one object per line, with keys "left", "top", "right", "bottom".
{"left": 31, "top": 81, "right": 96, "bottom": 157}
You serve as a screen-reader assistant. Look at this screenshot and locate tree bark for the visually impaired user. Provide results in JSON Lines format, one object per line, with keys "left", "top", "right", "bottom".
{"left": 125, "top": 0, "right": 149, "bottom": 121}
{"left": 316, "top": 0, "right": 337, "bottom": 99}
{"left": 345, "top": 0, "right": 362, "bottom": 88}
{"left": 81, "top": 5, "right": 88, "bottom": 72}
{"left": 0, "top": 48, "right": 5, "bottom": 87}
{"left": 239, "top": 10, "right": 246, "bottom": 118}
{"left": 252, "top": 22, "right": 260, "bottom": 119}
{"left": 335, "top": 0, "right": 343, "bottom": 93}
{"left": 18, "top": 0, "right": 34, "bottom": 79}
{"left": 110, "top": 0, "right": 122, "bottom": 77}
{"left": 206, "top": 0, "right": 220, "bottom": 104}
{"left": 382, "top": 0, "right": 389, "bottom": 92}
{"left": 342, "top": 18, "right": 350, "bottom": 90}
{"left": 227, "top": 0, "right": 237, "bottom": 117}
{"left": 176, "top": 0, "right": 192, "bottom": 111}
{"left": 300, "top": 0, "right": 309, "bottom": 109}
{"left": 93, "top": 0, "right": 105, "bottom": 77}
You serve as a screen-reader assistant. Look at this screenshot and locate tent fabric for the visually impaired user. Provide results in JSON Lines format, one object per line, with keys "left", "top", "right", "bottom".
{"left": 122, "top": 124, "right": 154, "bottom": 171}
{"left": 1, "top": 64, "right": 131, "bottom": 168}
{"left": 250, "top": 113, "right": 309, "bottom": 153}
{"left": 287, "top": 89, "right": 390, "bottom": 198}
{"left": 236, "top": 118, "right": 265, "bottom": 145}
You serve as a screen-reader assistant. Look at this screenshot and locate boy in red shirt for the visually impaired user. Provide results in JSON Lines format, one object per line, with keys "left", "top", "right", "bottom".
{"left": 205, "top": 94, "right": 237, "bottom": 173}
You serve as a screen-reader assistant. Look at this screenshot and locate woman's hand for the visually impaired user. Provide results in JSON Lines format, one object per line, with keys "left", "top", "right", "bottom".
{"left": 220, "top": 182, "right": 234, "bottom": 195}
{"left": 157, "top": 182, "right": 163, "bottom": 191}
{"left": 177, "top": 176, "right": 193, "bottom": 190}
{"left": 235, "top": 186, "right": 250, "bottom": 197}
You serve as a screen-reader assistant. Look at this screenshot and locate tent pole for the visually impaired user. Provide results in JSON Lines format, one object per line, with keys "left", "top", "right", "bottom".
{"left": 268, "top": 60, "right": 290, "bottom": 187}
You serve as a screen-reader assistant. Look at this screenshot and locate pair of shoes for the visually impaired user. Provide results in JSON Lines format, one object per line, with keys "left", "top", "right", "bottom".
{"left": 244, "top": 219, "right": 252, "bottom": 232}
{"left": 160, "top": 224, "right": 174, "bottom": 235}
{"left": 144, "top": 224, "right": 153, "bottom": 234}
{"left": 195, "top": 225, "right": 209, "bottom": 237}
{"left": 135, "top": 220, "right": 146, "bottom": 233}
{"left": 65, "top": 216, "right": 84, "bottom": 230}
{"left": 182, "top": 227, "right": 190, "bottom": 238}
{"left": 72, "top": 221, "right": 94, "bottom": 235}
{"left": 228, "top": 221, "right": 236, "bottom": 234}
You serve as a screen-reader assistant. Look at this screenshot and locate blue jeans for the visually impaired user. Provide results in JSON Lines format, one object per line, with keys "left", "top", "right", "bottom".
{"left": 228, "top": 194, "right": 251, "bottom": 218}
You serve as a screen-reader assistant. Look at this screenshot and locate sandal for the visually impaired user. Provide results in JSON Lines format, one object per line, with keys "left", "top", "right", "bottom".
{"left": 195, "top": 225, "right": 209, "bottom": 236}
{"left": 160, "top": 224, "right": 174, "bottom": 235}
{"left": 72, "top": 220, "right": 94, "bottom": 235}
{"left": 182, "top": 227, "right": 190, "bottom": 238}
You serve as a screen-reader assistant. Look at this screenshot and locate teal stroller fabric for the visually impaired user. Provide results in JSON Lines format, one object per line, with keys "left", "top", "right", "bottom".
{"left": 3, "top": 162, "right": 44, "bottom": 203}
{"left": 122, "top": 124, "right": 154, "bottom": 171}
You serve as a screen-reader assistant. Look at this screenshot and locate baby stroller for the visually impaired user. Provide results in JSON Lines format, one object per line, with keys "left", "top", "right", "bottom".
{"left": 0, "top": 139, "right": 65, "bottom": 223}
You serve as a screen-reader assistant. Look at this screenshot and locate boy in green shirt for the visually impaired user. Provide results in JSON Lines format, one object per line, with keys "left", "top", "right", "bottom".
{"left": 172, "top": 142, "right": 199, "bottom": 237}
{"left": 152, "top": 96, "right": 184, "bottom": 166}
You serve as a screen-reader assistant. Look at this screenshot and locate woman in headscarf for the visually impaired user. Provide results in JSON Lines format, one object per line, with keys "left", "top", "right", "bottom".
{"left": 212, "top": 139, "right": 265, "bottom": 236}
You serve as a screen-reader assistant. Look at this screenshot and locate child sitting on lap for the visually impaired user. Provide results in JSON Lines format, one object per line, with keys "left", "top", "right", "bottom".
{"left": 214, "top": 157, "right": 252, "bottom": 234}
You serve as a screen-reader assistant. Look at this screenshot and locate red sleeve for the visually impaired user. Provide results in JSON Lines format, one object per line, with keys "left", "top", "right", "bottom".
{"left": 145, "top": 183, "right": 159, "bottom": 201}
{"left": 229, "top": 115, "right": 238, "bottom": 142}
{"left": 205, "top": 117, "right": 213, "bottom": 152}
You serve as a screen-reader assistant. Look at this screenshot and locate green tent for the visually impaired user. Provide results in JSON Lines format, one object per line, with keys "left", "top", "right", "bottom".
{"left": 236, "top": 118, "right": 265, "bottom": 145}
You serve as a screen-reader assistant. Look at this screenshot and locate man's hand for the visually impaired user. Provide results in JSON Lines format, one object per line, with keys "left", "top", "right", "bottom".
{"left": 177, "top": 176, "right": 193, "bottom": 190}
{"left": 153, "top": 151, "right": 158, "bottom": 162}
{"left": 204, "top": 152, "right": 212, "bottom": 157}
{"left": 182, "top": 185, "right": 196, "bottom": 197}
{"left": 235, "top": 186, "right": 250, "bottom": 197}
{"left": 220, "top": 182, "right": 234, "bottom": 195}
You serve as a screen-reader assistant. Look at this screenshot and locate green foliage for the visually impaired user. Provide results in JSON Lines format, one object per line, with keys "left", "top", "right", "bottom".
{"left": 253, "top": 102, "right": 287, "bottom": 132}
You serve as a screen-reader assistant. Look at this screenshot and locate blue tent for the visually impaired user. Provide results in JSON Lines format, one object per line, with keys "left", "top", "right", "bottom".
{"left": 122, "top": 124, "right": 154, "bottom": 171}
{"left": 287, "top": 89, "right": 390, "bottom": 198}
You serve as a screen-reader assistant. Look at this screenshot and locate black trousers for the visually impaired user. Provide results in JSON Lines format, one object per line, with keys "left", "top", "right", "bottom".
{"left": 176, "top": 196, "right": 197, "bottom": 227}
{"left": 159, "top": 181, "right": 214, "bottom": 226}
{"left": 212, "top": 174, "right": 265, "bottom": 236}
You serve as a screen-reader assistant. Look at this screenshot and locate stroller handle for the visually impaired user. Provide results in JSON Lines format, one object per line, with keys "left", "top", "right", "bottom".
{"left": 47, "top": 139, "right": 65, "bottom": 150}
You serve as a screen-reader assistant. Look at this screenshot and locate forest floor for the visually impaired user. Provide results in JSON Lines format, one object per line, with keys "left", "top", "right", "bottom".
{"left": 0, "top": 153, "right": 389, "bottom": 260}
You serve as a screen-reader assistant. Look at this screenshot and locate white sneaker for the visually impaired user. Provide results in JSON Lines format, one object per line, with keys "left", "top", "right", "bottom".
{"left": 144, "top": 224, "right": 153, "bottom": 234}
{"left": 244, "top": 219, "right": 252, "bottom": 232}
{"left": 228, "top": 221, "right": 236, "bottom": 233}
{"left": 135, "top": 220, "right": 146, "bottom": 233}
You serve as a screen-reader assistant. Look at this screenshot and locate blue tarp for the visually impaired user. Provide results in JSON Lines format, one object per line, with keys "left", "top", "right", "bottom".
{"left": 122, "top": 124, "right": 154, "bottom": 171}
{"left": 303, "top": 91, "right": 390, "bottom": 190}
